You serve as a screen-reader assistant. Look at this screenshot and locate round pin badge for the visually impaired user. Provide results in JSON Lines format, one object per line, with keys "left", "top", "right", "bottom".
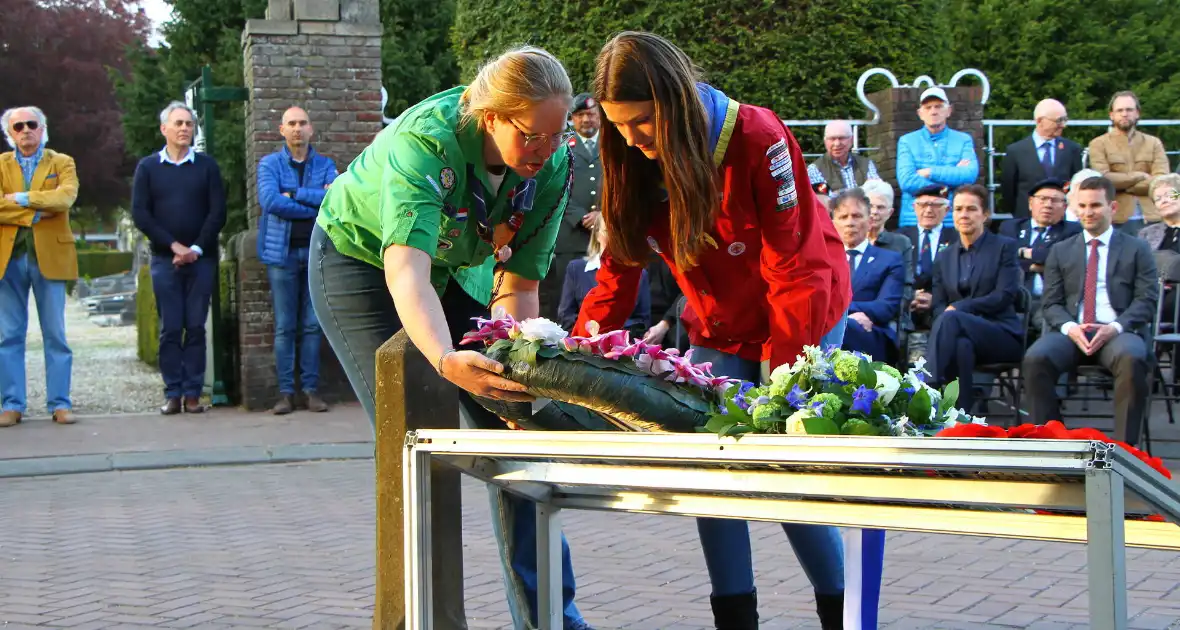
{"left": 439, "top": 167, "right": 456, "bottom": 190}
{"left": 728, "top": 242, "right": 747, "bottom": 256}
{"left": 647, "top": 236, "right": 662, "bottom": 253}
{"left": 447, "top": 228, "right": 462, "bottom": 238}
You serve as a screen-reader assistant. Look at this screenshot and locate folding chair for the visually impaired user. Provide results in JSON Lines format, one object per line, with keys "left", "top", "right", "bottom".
{"left": 975, "top": 287, "right": 1032, "bottom": 425}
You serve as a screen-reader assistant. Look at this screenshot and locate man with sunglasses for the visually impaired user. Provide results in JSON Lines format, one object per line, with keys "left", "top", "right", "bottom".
{"left": 999, "top": 99, "right": 1084, "bottom": 220}
{"left": 0, "top": 106, "right": 80, "bottom": 428}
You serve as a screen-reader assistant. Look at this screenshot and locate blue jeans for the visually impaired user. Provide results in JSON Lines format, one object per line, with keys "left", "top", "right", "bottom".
{"left": 268, "top": 247, "right": 321, "bottom": 394}
{"left": 150, "top": 255, "right": 215, "bottom": 399}
{"left": 691, "top": 316, "right": 848, "bottom": 598}
{"left": 307, "top": 226, "right": 585, "bottom": 629}
{"left": 0, "top": 254, "right": 72, "bottom": 412}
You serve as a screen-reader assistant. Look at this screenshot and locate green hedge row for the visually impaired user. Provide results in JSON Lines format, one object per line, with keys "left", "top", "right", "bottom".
{"left": 78, "top": 250, "right": 133, "bottom": 280}
{"left": 136, "top": 264, "right": 159, "bottom": 367}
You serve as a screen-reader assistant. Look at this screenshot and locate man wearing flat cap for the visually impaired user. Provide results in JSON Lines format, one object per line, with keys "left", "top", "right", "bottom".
{"left": 898, "top": 184, "right": 957, "bottom": 332}
{"left": 1000, "top": 178, "right": 1082, "bottom": 336}
{"left": 540, "top": 93, "right": 602, "bottom": 320}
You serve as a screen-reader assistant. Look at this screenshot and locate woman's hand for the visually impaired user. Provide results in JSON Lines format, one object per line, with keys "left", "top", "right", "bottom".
{"left": 439, "top": 350, "right": 534, "bottom": 402}
{"left": 642, "top": 320, "right": 670, "bottom": 344}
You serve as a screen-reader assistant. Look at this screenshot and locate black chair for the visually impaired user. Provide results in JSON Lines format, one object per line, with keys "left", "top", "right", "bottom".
{"left": 975, "top": 286, "right": 1033, "bottom": 425}
{"left": 1150, "top": 277, "right": 1179, "bottom": 425}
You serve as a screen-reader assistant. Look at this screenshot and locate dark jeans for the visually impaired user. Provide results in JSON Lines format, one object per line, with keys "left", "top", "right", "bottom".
{"left": 926, "top": 311, "right": 1023, "bottom": 413}
{"left": 306, "top": 225, "right": 585, "bottom": 629}
{"left": 267, "top": 247, "right": 321, "bottom": 394}
{"left": 150, "top": 255, "right": 215, "bottom": 399}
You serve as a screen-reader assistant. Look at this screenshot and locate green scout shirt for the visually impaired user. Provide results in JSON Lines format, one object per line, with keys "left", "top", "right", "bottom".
{"left": 317, "top": 86, "right": 571, "bottom": 306}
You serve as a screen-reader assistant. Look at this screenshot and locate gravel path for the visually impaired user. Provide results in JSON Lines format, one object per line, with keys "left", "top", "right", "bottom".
{"left": 22, "top": 297, "right": 161, "bottom": 416}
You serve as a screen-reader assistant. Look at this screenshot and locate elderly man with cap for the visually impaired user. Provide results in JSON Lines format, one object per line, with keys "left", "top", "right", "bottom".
{"left": 999, "top": 99, "right": 1084, "bottom": 220}
{"left": 999, "top": 177, "right": 1082, "bottom": 336}
{"left": 896, "top": 86, "right": 980, "bottom": 228}
{"left": 899, "top": 184, "right": 958, "bottom": 330}
{"left": 540, "top": 92, "right": 601, "bottom": 320}
{"left": 807, "top": 120, "right": 880, "bottom": 202}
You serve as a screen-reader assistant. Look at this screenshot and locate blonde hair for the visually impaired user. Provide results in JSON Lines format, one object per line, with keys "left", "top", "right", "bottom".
{"left": 1149, "top": 174, "right": 1180, "bottom": 201}
{"left": 586, "top": 214, "right": 605, "bottom": 259}
{"left": 460, "top": 46, "right": 573, "bottom": 131}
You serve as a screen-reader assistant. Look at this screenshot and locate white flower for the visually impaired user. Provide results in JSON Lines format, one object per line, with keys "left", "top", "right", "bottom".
{"left": 970, "top": 414, "right": 987, "bottom": 425}
{"left": 770, "top": 362, "right": 796, "bottom": 383}
{"left": 943, "top": 407, "right": 961, "bottom": 426}
{"left": 518, "top": 318, "right": 568, "bottom": 345}
{"left": 785, "top": 408, "right": 814, "bottom": 434}
{"left": 912, "top": 356, "right": 929, "bottom": 375}
{"left": 586, "top": 320, "right": 601, "bottom": 337}
{"left": 873, "top": 370, "right": 900, "bottom": 404}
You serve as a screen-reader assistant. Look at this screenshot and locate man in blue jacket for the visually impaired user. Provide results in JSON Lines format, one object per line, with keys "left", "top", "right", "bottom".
{"left": 897, "top": 87, "right": 980, "bottom": 228}
{"left": 256, "top": 106, "right": 338, "bottom": 414}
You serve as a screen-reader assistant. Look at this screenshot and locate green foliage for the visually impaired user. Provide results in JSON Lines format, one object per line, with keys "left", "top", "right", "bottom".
{"left": 77, "top": 251, "right": 134, "bottom": 280}
{"left": 380, "top": 0, "right": 460, "bottom": 118}
{"left": 136, "top": 264, "right": 159, "bottom": 367}
{"left": 943, "top": 0, "right": 1180, "bottom": 152}
{"left": 453, "top": 0, "right": 946, "bottom": 146}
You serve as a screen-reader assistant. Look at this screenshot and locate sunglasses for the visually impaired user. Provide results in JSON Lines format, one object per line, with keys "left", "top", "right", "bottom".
{"left": 12, "top": 120, "right": 39, "bottom": 133}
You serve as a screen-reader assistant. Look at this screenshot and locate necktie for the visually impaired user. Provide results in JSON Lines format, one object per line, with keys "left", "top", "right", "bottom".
{"left": 1026, "top": 227, "right": 1047, "bottom": 296}
{"left": 847, "top": 249, "right": 860, "bottom": 278}
{"left": 1083, "top": 239, "right": 1100, "bottom": 325}
{"left": 1031, "top": 226, "right": 1046, "bottom": 247}
{"left": 1041, "top": 142, "right": 1054, "bottom": 176}
{"left": 586, "top": 139, "right": 595, "bottom": 153}
{"left": 919, "top": 229, "right": 933, "bottom": 276}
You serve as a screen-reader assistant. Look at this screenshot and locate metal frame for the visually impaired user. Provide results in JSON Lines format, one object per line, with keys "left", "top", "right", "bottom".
{"left": 403, "top": 430, "right": 1180, "bottom": 630}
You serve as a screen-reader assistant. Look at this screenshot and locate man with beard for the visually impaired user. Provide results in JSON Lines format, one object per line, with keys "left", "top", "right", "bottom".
{"left": 540, "top": 93, "right": 601, "bottom": 320}
{"left": 1088, "top": 91, "right": 1170, "bottom": 235}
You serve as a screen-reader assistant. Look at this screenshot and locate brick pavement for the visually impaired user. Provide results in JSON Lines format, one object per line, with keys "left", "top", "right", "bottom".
{"left": 2, "top": 462, "right": 1180, "bottom": 629}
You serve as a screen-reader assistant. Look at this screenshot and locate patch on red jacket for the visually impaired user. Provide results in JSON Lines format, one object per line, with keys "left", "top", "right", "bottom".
{"left": 766, "top": 139, "right": 797, "bottom": 211}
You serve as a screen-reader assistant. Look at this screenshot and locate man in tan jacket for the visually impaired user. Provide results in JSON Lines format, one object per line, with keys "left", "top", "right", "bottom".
{"left": 0, "top": 106, "right": 79, "bottom": 427}
{"left": 1088, "top": 91, "right": 1170, "bottom": 234}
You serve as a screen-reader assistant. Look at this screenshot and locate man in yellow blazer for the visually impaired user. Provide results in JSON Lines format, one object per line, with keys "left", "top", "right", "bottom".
{"left": 0, "top": 106, "right": 79, "bottom": 427}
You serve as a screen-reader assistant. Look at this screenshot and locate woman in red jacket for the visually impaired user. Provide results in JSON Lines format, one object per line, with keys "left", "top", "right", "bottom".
{"left": 574, "top": 32, "right": 851, "bottom": 629}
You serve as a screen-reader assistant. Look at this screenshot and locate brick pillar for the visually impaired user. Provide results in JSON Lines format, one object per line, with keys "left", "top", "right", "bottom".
{"left": 866, "top": 86, "right": 986, "bottom": 228}
{"left": 237, "top": 0, "right": 383, "bottom": 410}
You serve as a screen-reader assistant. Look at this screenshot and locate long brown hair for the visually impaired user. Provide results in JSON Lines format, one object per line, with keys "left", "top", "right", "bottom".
{"left": 593, "top": 32, "right": 720, "bottom": 272}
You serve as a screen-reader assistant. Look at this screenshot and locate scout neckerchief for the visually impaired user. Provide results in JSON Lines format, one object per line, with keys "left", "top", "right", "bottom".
{"left": 467, "top": 150, "right": 576, "bottom": 305}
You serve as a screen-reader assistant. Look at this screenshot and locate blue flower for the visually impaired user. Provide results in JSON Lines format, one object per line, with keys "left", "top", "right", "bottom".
{"left": 903, "top": 385, "right": 916, "bottom": 396}
{"left": 851, "top": 385, "right": 879, "bottom": 415}
{"left": 732, "top": 393, "right": 750, "bottom": 411}
{"left": 916, "top": 371, "right": 928, "bottom": 383}
{"left": 787, "top": 385, "right": 810, "bottom": 410}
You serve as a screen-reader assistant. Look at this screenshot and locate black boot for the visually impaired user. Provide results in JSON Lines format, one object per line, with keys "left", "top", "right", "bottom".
{"left": 710, "top": 590, "right": 758, "bottom": 630}
{"left": 816, "top": 591, "right": 844, "bottom": 630}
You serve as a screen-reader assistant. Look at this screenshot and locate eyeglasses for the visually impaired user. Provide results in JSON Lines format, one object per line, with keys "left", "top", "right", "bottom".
{"left": 1032, "top": 195, "right": 1067, "bottom": 206}
{"left": 1153, "top": 190, "right": 1180, "bottom": 205}
{"left": 12, "top": 120, "right": 39, "bottom": 133}
{"left": 1040, "top": 116, "right": 1069, "bottom": 125}
{"left": 508, "top": 118, "right": 574, "bottom": 151}
{"left": 915, "top": 201, "right": 948, "bottom": 210}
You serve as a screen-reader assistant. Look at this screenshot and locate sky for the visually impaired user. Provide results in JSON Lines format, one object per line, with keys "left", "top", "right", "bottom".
{"left": 136, "top": 0, "right": 174, "bottom": 46}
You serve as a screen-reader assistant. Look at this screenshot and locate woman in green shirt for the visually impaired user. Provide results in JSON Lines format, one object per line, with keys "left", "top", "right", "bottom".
{"left": 309, "top": 47, "right": 591, "bottom": 630}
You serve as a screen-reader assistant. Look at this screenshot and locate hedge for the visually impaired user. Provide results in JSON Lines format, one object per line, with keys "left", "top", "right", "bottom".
{"left": 77, "top": 250, "right": 133, "bottom": 280}
{"left": 136, "top": 263, "right": 159, "bottom": 367}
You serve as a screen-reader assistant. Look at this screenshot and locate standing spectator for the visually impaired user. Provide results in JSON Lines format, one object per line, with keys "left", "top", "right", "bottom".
{"left": 557, "top": 216, "right": 649, "bottom": 335}
{"left": 0, "top": 106, "right": 79, "bottom": 427}
{"left": 999, "top": 99, "right": 1084, "bottom": 219}
{"left": 1088, "top": 91, "right": 1170, "bottom": 235}
{"left": 926, "top": 184, "right": 1023, "bottom": 415}
{"left": 896, "top": 87, "right": 979, "bottom": 227}
{"left": 807, "top": 120, "right": 880, "bottom": 200}
{"left": 831, "top": 188, "right": 905, "bottom": 361}
{"left": 1023, "top": 176, "right": 1157, "bottom": 446}
{"left": 998, "top": 178, "right": 1082, "bottom": 336}
{"left": 541, "top": 93, "right": 601, "bottom": 320}
{"left": 131, "top": 102, "right": 227, "bottom": 416}
{"left": 257, "top": 106, "right": 337, "bottom": 415}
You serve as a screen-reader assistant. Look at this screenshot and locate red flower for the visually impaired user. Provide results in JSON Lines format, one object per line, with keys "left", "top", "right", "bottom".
{"left": 935, "top": 424, "right": 1008, "bottom": 438}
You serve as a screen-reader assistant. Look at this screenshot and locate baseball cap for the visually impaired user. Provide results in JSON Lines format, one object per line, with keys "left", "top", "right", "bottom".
{"left": 919, "top": 86, "right": 949, "bottom": 104}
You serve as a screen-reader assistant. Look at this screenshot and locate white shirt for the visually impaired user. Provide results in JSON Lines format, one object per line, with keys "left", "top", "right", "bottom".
{"left": 487, "top": 170, "right": 506, "bottom": 196}
{"left": 1028, "top": 221, "right": 1051, "bottom": 294}
{"left": 1033, "top": 132, "right": 1055, "bottom": 166}
{"left": 158, "top": 146, "right": 196, "bottom": 165}
{"left": 1062, "top": 226, "right": 1123, "bottom": 334}
{"left": 918, "top": 224, "right": 946, "bottom": 262}
{"left": 585, "top": 254, "right": 601, "bottom": 272}
{"left": 845, "top": 239, "right": 870, "bottom": 273}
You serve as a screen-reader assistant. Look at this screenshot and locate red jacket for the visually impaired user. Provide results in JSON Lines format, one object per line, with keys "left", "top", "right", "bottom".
{"left": 573, "top": 104, "right": 851, "bottom": 370}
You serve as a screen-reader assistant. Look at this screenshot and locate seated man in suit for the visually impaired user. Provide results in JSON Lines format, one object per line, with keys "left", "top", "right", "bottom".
{"left": 1023, "top": 176, "right": 1158, "bottom": 446}
{"left": 927, "top": 184, "right": 1023, "bottom": 415}
{"left": 999, "top": 178, "right": 1082, "bottom": 337}
{"left": 999, "top": 99, "right": 1084, "bottom": 219}
{"left": 831, "top": 188, "right": 905, "bottom": 360}
{"left": 900, "top": 184, "right": 957, "bottom": 329}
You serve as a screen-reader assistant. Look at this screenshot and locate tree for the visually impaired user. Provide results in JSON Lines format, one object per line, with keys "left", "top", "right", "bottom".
{"left": 380, "top": 0, "right": 460, "bottom": 118}
{"left": 0, "top": 0, "right": 150, "bottom": 226}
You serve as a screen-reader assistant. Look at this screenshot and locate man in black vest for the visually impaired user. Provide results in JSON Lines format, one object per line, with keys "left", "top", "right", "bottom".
{"left": 806, "top": 120, "right": 880, "bottom": 203}
{"left": 540, "top": 93, "right": 601, "bottom": 321}
{"left": 999, "top": 99, "right": 1084, "bottom": 219}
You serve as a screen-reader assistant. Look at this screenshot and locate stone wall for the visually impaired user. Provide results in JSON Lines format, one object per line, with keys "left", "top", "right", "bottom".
{"left": 235, "top": 0, "right": 382, "bottom": 410}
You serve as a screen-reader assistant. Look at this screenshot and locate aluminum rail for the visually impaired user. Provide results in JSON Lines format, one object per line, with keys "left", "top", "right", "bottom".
{"left": 403, "top": 430, "right": 1180, "bottom": 630}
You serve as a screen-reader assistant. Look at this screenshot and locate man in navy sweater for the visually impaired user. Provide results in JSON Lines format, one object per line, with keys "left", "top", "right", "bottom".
{"left": 131, "top": 101, "right": 226, "bottom": 415}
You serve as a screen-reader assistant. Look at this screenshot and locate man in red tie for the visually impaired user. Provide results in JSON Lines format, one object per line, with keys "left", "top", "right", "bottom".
{"left": 1022, "top": 176, "right": 1159, "bottom": 445}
